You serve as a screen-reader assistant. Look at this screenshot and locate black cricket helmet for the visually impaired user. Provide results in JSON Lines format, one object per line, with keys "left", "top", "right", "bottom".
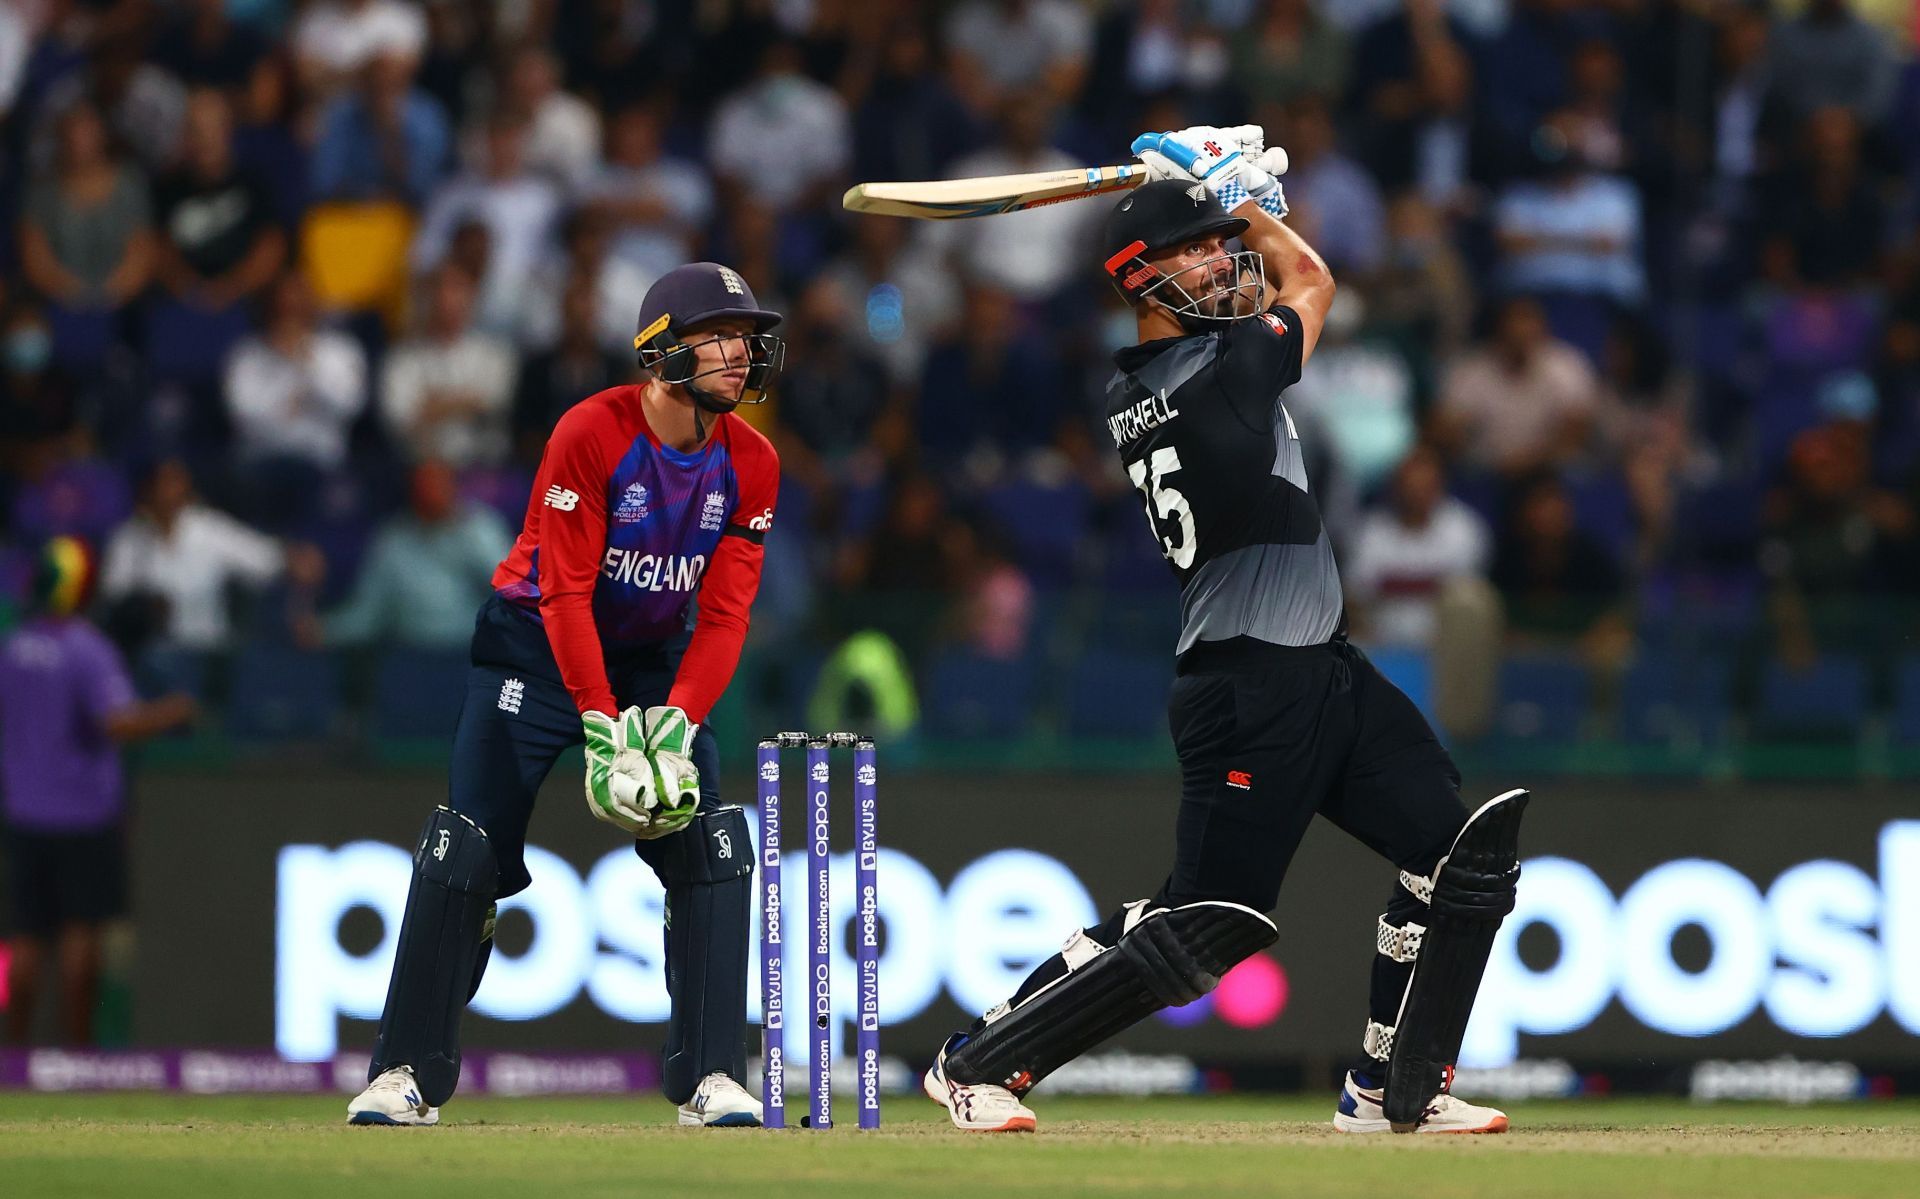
{"left": 633, "top": 262, "right": 786, "bottom": 407}
{"left": 1102, "top": 179, "right": 1265, "bottom": 326}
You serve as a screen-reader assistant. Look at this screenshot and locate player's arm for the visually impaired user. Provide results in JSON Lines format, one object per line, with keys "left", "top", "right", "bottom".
{"left": 665, "top": 432, "right": 778, "bottom": 725}
{"left": 532, "top": 407, "right": 619, "bottom": 717}
{"left": 1235, "top": 203, "right": 1335, "bottom": 365}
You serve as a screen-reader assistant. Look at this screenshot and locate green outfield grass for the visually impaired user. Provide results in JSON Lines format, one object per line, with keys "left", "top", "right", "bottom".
{"left": 3, "top": 1093, "right": 1916, "bottom": 1198}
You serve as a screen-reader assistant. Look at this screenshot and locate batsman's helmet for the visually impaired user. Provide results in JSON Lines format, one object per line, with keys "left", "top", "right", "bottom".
{"left": 1102, "top": 180, "right": 1264, "bottom": 325}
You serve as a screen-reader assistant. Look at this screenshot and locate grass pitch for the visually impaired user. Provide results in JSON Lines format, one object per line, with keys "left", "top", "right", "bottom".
{"left": 3, "top": 1092, "right": 1916, "bottom": 1198}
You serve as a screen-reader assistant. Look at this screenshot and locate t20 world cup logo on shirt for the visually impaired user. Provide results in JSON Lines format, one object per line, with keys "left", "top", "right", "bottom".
{"left": 614, "top": 482, "right": 650, "bottom": 524}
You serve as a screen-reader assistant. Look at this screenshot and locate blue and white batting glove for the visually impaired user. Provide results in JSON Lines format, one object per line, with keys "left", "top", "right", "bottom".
{"left": 1133, "top": 129, "right": 1289, "bottom": 217}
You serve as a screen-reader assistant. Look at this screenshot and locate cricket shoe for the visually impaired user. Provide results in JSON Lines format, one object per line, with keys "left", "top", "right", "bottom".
{"left": 347, "top": 1065, "right": 439, "bottom": 1126}
{"left": 1332, "top": 1070, "right": 1507, "bottom": 1134}
{"left": 923, "top": 1034, "right": 1037, "bottom": 1133}
{"left": 677, "top": 1072, "right": 763, "bottom": 1127}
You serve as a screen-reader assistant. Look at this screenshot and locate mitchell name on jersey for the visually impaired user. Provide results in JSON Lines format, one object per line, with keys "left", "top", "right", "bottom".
{"left": 1107, "top": 388, "right": 1181, "bottom": 446}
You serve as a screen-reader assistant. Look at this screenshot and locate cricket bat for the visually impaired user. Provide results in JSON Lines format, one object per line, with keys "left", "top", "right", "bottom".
{"left": 843, "top": 164, "right": 1145, "bottom": 219}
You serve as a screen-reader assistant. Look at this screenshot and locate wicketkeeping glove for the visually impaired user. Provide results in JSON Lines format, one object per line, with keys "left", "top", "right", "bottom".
{"left": 638, "top": 705, "right": 702, "bottom": 840}
{"left": 583, "top": 706, "right": 661, "bottom": 835}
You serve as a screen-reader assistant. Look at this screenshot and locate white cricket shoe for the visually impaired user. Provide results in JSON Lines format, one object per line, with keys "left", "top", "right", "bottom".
{"left": 347, "top": 1065, "right": 440, "bottom": 1126}
{"left": 677, "top": 1072, "right": 764, "bottom": 1127}
{"left": 923, "top": 1034, "right": 1037, "bottom": 1133}
{"left": 1333, "top": 1070, "right": 1508, "bottom": 1134}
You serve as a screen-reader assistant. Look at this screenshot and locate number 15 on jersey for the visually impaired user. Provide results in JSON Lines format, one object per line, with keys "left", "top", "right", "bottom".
{"left": 1127, "top": 446, "right": 1196, "bottom": 569}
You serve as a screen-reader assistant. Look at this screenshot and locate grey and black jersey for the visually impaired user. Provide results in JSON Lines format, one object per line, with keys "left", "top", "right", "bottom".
{"left": 1104, "top": 306, "right": 1344, "bottom": 659}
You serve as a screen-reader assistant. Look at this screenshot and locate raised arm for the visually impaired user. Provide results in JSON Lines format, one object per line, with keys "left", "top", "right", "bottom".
{"left": 1235, "top": 201, "right": 1336, "bottom": 365}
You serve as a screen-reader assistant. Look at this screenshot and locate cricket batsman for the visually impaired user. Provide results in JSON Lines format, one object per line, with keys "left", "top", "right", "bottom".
{"left": 922, "top": 128, "right": 1527, "bottom": 1134}
{"left": 348, "top": 262, "right": 784, "bottom": 1127}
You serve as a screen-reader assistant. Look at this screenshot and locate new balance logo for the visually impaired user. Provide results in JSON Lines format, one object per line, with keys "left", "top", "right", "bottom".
{"left": 544, "top": 486, "right": 579, "bottom": 511}
{"left": 498, "top": 678, "right": 524, "bottom": 714}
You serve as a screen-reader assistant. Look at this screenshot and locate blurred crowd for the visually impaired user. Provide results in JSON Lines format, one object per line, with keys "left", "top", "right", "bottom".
{"left": 2, "top": 0, "right": 1919, "bottom": 733}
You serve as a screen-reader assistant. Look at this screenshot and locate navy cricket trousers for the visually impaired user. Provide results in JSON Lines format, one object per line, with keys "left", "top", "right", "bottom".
{"left": 448, "top": 595, "right": 721, "bottom": 897}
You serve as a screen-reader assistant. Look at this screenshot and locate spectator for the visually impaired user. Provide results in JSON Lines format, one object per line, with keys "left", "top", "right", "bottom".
{"left": 1367, "top": 193, "right": 1474, "bottom": 377}
{"left": 19, "top": 102, "right": 156, "bottom": 371}
{"left": 34, "top": 31, "right": 188, "bottom": 174}
{"left": 1762, "top": 422, "right": 1907, "bottom": 660}
{"left": 1595, "top": 317, "right": 1690, "bottom": 569}
{"left": 551, "top": 0, "right": 671, "bottom": 111}
{"left": 1703, "top": 2, "right": 1778, "bottom": 216}
{"left": 848, "top": 17, "right": 978, "bottom": 185}
{"left": 708, "top": 40, "right": 851, "bottom": 214}
{"left": 2, "top": 537, "right": 196, "bottom": 1046}
{"left": 154, "top": 0, "right": 270, "bottom": 90}
{"left": 99, "top": 460, "right": 322, "bottom": 655}
{"left": 4, "top": 382, "right": 131, "bottom": 549}
{"left": 818, "top": 215, "right": 962, "bottom": 386}
{"left": 152, "top": 88, "right": 286, "bottom": 382}
{"left": 1759, "top": 106, "right": 1888, "bottom": 289}
{"left": 223, "top": 270, "right": 368, "bottom": 507}
{"left": 1768, "top": 0, "right": 1899, "bottom": 128}
{"left": 381, "top": 263, "right": 517, "bottom": 468}
{"left": 0, "top": 302, "right": 71, "bottom": 443}
{"left": 501, "top": 45, "right": 600, "bottom": 193}
{"left": 917, "top": 287, "right": 1069, "bottom": 478}
{"left": 582, "top": 102, "right": 714, "bottom": 287}
{"left": 1346, "top": 445, "right": 1492, "bottom": 648}
{"left": 1288, "top": 287, "right": 1418, "bottom": 493}
{"left": 302, "top": 460, "right": 510, "bottom": 651}
{"left": 294, "top": 0, "right": 428, "bottom": 97}
{"left": 773, "top": 276, "right": 894, "bottom": 476}
{"left": 311, "top": 50, "right": 451, "bottom": 205}
{"left": 233, "top": 50, "right": 312, "bottom": 228}
{"left": 513, "top": 275, "right": 630, "bottom": 463}
{"left": 943, "top": 0, "right": 1091, "bottom": 116}
{"left": 1084, "top": 0, "right": 1235, "bottom": 135}
{"left": 515, "top": 207, "right": 650, "bottom": 352}
{"left": 1232, "top": 0, "right": 1350, "bottom": 113}
{"left": 1492, "top": 112, "right": 1647, "bottom": 354}
{"left": 1490, "top": 470, "right": 1628, "bottom": 645}
{"left": 934, "top": 99, "right": 1103, "bottom": 302}
{"left": 1346, "top": 0, "right": 1473, "bottom": 196}
{"left": 411, "top": 116, "right": 562, "bottom": 336}
{"left": 1478, "top": 0, "right": 1591, "bottom": 161}
{"left": 1436, "top": 296, "right": 1600, "bottom": 477}
{"left": 1278, "top": 94, "right": 1387, "bottom": 276}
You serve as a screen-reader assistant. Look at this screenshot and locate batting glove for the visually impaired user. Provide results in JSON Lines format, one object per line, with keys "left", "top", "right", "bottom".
{"left": 638, "top": 705, "right": 702, "bottom": 840}
{"left": 1133, "top": 130, "right": 1290, "bottom": 217}
{"left": 583, "top": 706, "right": 661, "bottom": 835}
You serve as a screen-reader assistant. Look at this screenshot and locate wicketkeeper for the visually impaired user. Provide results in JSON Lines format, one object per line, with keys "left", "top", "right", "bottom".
{"left": 922, "top": 127, "right": 1528, "bottom": 1134}
{"left": 349, "top": 263, "right": 784, "bottom": 1127}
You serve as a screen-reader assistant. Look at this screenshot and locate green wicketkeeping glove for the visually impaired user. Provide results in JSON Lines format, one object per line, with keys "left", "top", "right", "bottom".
{"left": 639, "top": 705, "right": 701, "bottom": 839}
{"left": 582, "top": 706, "right": 659, "bottom": 835}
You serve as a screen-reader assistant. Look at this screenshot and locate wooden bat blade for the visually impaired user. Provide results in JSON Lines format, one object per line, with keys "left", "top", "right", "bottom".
{"left": 843, "top": 164, "right": 1145, "bottom": 219}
